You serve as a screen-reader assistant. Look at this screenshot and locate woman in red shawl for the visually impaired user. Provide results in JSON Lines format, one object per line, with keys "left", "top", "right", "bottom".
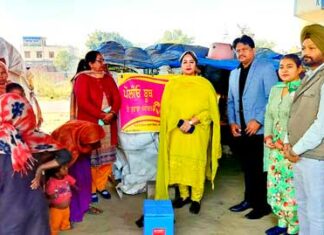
{"left": 51, "top": 120, "right": 105, "bottom": 222}
{"left": 0, "top": 93, "right": 71, "bottom": 235}
{"left": 72, "top": 51, "right": 121, "bottom": 203}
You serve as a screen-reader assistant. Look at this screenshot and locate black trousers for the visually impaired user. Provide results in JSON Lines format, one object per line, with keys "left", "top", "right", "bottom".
{"left": 235, "top": 134, "right": 269, "bottom": 211}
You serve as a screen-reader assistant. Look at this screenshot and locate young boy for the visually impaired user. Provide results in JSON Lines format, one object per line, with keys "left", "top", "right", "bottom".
{"left": 5, "top": 82, "right": 25, "bottom": 97}
{"left": 46, "top": 164, "right": 76, "bottom": 235}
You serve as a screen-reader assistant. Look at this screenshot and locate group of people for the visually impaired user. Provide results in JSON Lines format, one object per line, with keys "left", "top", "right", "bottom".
{"left": 226, "top": 24, "right": 324, "bottom": 235}
{"left": 0, "top": 49, "right": 121, "bottom": 234}
{"left": 0, "top": 23, "right": 324, "bottom": 235}
{"left": 155, "top": 23, "right": 324, "bottom": 235}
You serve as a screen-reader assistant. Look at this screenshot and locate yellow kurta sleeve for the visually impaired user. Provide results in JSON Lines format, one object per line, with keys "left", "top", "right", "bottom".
{"left": 195, "top": 110, "right": 210, "bottom": 125}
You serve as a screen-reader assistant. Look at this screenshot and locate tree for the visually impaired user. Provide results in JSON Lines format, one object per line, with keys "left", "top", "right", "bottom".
{"left": 85, "top": 31, "right": 133, "bottom": 50}
{"left": 158, "top": 29, "right": 194, "bottom": 44}
{"left": 255, "top": 39, "right": 276, "bottom": 49}
{"left": 237, "top": 24, "right": 255, "bottom": 38}
{"left": 236, "top": 24, "right": 276, "bottom": 49}
{"left": 53, "top": 50, "right": 77, "bottom": 75}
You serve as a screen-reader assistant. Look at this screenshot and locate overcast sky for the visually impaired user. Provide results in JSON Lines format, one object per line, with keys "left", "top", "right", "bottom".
{"left": 0, "top": 0, "right": 303, "bottom": 54}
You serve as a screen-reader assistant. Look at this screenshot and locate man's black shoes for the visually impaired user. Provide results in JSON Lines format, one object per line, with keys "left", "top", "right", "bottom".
{"left": 229, "top": 201, "right": 251, "bottom": 212}
{"left": 245, "top": 207, "right": 271, "bottom": 220}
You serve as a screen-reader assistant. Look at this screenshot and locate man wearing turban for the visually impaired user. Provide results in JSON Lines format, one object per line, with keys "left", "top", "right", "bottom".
{"left": 285, "top": 24, "right": 324, "bottom": 235}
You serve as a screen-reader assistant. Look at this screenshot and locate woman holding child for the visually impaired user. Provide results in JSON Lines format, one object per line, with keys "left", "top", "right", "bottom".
{"left": 0, "top": 93, "right": 71, "bottom": 235}
{"left": 51, "top": 120, "right": 106, "bottom": 223}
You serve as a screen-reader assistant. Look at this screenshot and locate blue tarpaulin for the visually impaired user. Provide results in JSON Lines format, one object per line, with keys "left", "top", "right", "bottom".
{"left": 97, "top": 41, "right": 282, "bottom": 71}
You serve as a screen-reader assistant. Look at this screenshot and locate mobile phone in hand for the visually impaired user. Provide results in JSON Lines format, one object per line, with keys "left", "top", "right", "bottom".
{"left": 98, "top": 106, "right": 112, "bottom": 126}
{"left": 177, "top": 119, "right": 195, "bottom": 133}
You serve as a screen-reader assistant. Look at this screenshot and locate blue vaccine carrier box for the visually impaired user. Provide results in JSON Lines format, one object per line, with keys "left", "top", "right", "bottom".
{"left": 143, "top": 199, "right": 174, "bottom": 235}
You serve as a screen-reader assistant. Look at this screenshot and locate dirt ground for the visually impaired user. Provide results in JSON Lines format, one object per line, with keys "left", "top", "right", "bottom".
{"left": 60, "top": 156, "right": 276, "bottom": 235}
{"left": 39, "top": 100, "right": 276, "bottom": 235}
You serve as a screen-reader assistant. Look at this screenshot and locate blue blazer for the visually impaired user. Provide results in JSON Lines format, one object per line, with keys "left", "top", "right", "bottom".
{"left": 227, "top": 58, "right": 278, "bottom": 134}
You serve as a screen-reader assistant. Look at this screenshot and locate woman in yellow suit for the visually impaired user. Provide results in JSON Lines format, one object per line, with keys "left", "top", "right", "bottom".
{"left": 155, "top": 51, "right": 222, "bottom": 214}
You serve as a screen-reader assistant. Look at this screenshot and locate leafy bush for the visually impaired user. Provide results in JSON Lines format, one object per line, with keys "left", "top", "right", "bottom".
{"left": 32, "top": 70, "right": 72, "bottom": 99}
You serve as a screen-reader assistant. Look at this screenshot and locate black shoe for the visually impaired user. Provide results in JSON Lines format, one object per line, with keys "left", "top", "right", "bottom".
{"left": 229, "top": 201, "right": 251, "bottom": 212}
{"left": 172, "top": 197, "right": 191, "bottom": 208}
{"left": 98, "top": 190, "right": 111, "bottom": 199}
{"left": 265, "top": 226, "right": 287, "bottom": 235}
{"left": 245, "top": 208, "right": 271, "bottom": 219}
{"left": 189, "top": 201, "right": 201, "bottom": 214}
{"left": 91, "top": 193, "right": 98, "bottom": 203}
{"left": 135, "top": 215, "right": 144, "bottom": 228}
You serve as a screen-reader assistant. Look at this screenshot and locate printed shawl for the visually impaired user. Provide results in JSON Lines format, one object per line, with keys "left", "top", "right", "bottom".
{"left": 0, "top": 93, "right": 62, "bottom": 173}
{"left": 51, "top": 120, "right": 105, "bottom": 166}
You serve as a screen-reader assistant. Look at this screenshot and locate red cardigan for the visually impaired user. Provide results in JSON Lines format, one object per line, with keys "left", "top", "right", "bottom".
{"left": 74, "top": 73, "right": 121, "bottom": 145}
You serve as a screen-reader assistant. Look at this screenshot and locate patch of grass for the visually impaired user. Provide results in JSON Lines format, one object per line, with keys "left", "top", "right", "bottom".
{"left": 32, "top": 71, "right": 73, "bottom": 99}
{"left": 36, "top": 98, "right": 70, "bottom": 133}
{"left": 41, "top": 112, "right": 70, "bottom": 133}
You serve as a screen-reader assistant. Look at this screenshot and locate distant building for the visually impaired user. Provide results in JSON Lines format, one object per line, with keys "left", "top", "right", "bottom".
{"left": 294, "top": 0, "right": 324, "bottom": 24}
{"left": 21, "top": 36, "right": 77, "bottom": 71}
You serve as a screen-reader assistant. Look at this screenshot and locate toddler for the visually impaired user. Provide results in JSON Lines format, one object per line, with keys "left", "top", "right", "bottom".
{"left": 46, "top": 164, "right": 76, "bottom": 235}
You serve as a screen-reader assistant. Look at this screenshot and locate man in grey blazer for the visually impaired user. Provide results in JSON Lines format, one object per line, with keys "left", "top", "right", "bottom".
{"left": 227, "top": 35, "right": 278, "bottom": 219}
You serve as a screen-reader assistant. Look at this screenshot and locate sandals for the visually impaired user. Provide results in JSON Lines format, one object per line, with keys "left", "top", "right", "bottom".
{"left": 87, "top": 206, "right": 103, "bottom": 215}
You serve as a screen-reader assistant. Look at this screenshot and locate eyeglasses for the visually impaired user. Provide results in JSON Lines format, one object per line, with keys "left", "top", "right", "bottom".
{"left": 95, "top": 59, "right": 105, "bottom": 63}
{"left": 235, "top": 47, "right": 252, "bottom": 54}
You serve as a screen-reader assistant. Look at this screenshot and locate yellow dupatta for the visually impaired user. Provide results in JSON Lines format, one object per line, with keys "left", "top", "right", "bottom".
{"left": 155, "top": 75, "right": 222, "bottom": 199}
